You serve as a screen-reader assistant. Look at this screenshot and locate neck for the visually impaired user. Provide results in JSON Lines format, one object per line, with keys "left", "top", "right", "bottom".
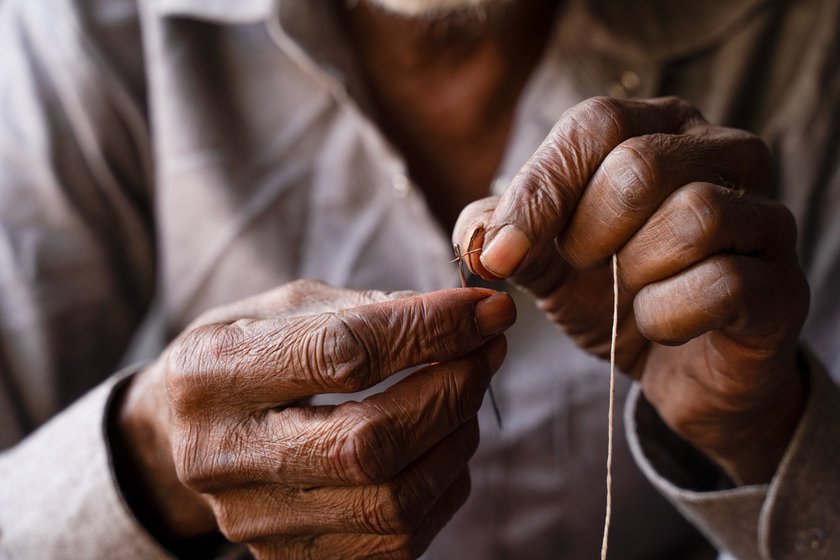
{"left": 341, "top": 1, "right": 554, "bottom": 73}
{"left": 337, "top": 0, "right": 560, "bottom": 229}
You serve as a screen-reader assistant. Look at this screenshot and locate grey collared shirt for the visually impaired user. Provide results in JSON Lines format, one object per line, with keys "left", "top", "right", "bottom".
{"left": 1, "top": 0, "right": 839, "bottom": 558}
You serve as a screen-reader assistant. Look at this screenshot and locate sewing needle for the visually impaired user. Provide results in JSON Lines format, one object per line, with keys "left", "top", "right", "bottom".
{"left": 453, "top": 243, "right": 504, "bottom": 429}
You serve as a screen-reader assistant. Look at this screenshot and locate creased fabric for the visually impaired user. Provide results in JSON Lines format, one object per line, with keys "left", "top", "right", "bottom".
{"left": 628, "top": 350, "right": 840, "bottom": 560}
{"left": 0, "top": 0, "right": 838, "bottom": 558}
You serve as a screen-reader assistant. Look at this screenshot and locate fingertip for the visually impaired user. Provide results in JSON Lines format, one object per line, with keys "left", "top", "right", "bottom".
{"left": 475, "top": 292, "right": 517, "bottom": 338}
{"left": 479, "top": 225, "right": 531, "bottom": 279}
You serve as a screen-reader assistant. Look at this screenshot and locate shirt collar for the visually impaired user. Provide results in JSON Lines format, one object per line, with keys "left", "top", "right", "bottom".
{"left": 154, "top": 0, "right": 360, "bottom": 94}
{"left": 571, "top": 0, "right": 770, "bottom": 62}
{"left": 153, "top": 0, "right": 768, "bottom": 59}
{"left": 153, "top": 0, "right": 274, "bottom": 23}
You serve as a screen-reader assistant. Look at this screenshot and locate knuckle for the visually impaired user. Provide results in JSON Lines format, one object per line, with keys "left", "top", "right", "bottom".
{"left": 161, "top": 322, "right": 209, "bottom": 400}
{"left": 667, "top": 183, "right": 722, "bottom": 257}
{"left": 714, "top": 258, "right": 746, "bottom": 299}
{"left": 331, "top": 406, "right": 392, "bottom": 485}
{"left": 707, "top": 258, "right": 746, "bottom": 322}
{"left": 165, "top": 331, "right": 200, "bottom": 376}
{"left": 373, "top": 481, "right": 424, "bottom": 534}
{"left": 173, "top": 437, "right": 229, "bottom": 493}
{"left": 603, "top": 136, "right": 667, "bottom": 213}
{"left": 632, "top": 286, "right": 680, "bottom": 345}
{"left": 164, "top": 324, "right": 239, "bottom": 409}
{"left": 313, "top": 313, "right": 376, "bottom": 392}
{"left": 553, "top": 97, "right": 629, "bottom": 166}
{"left": 575, "top": 96, "right": 630, "bottom": 139}
{"left": 172, "top": 418, "right": 252, "bottom": 493}
{"left": 173, "top": 434, "right": 217, "bottom": 492}
{"left": 524, "top": 97, "right": 630, "bottom": 229}
{"left": 730, "top": 132, "right": 772, "bottom": 190}
{"left": 740, "top": 134, "right": 771, "bottom": 168}
{"left": 270, "top": 279, "right": 335, "bottom": 312}
{"left": 204, "top": 322, "right": 249, "bottom": 364}
{"left": 667, "top": 96, "right": 706, "bottom": 128}
{"left": 163, "top": 346, "right": 194, "bottom": 408}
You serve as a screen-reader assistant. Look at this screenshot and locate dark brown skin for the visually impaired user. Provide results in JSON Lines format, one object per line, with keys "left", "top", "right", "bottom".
{"left": 116, "top": 1, "right": 811, "bottom": 557}
{"left": 119, "top": 281, "right": 516, "bottom": 558}
{"left": 117, "top": 4, "right": 549, "bottom": 557}
{"left": 454, "top": 96, "right": 810, "bottom": 485}
{"left": 338, "top": 0, "right": 559, "bottom": 230}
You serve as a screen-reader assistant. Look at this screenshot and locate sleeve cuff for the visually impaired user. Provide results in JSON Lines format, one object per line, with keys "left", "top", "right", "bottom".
{"left": 626, "top": 348, "right": 840, "bottom": 559}
{"left": 0, "top": 366, "right": 174, "bottom": 559}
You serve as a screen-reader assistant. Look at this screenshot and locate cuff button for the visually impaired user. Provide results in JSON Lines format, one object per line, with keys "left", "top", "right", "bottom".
{"left": 794, "top": 527, "right": 825, "bottom": 552}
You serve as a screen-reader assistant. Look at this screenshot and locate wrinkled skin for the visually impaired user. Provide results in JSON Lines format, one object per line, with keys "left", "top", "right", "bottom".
{"left": 118, "top": 280, "right": 515, "bottom": 559}
{"left": 454, "top": 96, "right": 810, "bottom": 485}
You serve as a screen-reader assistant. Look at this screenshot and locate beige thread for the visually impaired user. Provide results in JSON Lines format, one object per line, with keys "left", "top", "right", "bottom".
{"left": 601, "top": 254, "right": 619, "bottom": 560}
{"left": 452, "top": 246, "right": 617, "bottom": 543}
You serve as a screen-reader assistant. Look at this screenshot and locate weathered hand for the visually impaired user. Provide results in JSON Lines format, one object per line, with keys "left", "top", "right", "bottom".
{"left": 116, "top": 280, "right": 515, "bottom": 558}
{"left": 454, "top": 96, "right": 809, "bottom": 484}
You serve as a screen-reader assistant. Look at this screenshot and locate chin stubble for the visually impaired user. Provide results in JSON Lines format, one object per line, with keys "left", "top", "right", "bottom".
{"left": 361, "top": 0, "right": 508, "bottom": 19}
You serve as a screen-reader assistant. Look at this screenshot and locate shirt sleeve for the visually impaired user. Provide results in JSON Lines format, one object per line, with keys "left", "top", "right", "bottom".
{"left": 626, "top": 349, "right": 840, "bottom": 559}
{"left": 0, "top": 0, "right": 163, "bottom": 555}
{"left": 0, "top": 0, "right": 155, "bottom": 440}
{"left": 0, "top": 367, "right": 174, "bottom": 559}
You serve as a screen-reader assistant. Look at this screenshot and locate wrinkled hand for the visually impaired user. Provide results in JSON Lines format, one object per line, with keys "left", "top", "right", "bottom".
{"left": 116, "top": 280, "right": 515, "bottom": 558}
{"left": 454, "top": 96, "right": 810, "bottom": 484}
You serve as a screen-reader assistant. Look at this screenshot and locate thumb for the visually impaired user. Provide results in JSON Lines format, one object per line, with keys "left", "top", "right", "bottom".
{"left": 453, "top": 196, "right": 501, "bottom": 279}
{"left": 478, "top": 96, "right": 697, "bottom": 279}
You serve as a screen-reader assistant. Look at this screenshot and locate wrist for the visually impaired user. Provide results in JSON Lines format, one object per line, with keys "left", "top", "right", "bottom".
{"left": 701, "top": 359, "right": 807, "bottom": 485}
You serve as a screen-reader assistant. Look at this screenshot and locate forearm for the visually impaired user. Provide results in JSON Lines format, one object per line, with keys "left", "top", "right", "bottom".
{"left": 682, "top": 357, "right": 807, "bottom": 486}
{"left": 0, "top": 370, "right": 171, "bottom": 559}
{"left": 628, "top": 347, "right": 840, "bottom": 559}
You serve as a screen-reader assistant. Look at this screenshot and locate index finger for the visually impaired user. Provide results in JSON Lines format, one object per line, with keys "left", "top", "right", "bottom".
{"left": 168, "top": 288, "right": 516, "bottom": 407}
{"left": 475, "top": 96, "right": 704, "bottom": 279}
{"left": 185, "top": 336, "right": 506, "bottom": 491}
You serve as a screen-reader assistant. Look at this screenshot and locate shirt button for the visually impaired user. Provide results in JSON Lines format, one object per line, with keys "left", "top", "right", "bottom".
{"left": 391, "top": 173, "right": 413, "bottom": 199}
{"left": 608, "top": 70, "right": 641, "bottom": 98}
{"left": 794, "top": 527, "right": 825, "bottom": 552}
